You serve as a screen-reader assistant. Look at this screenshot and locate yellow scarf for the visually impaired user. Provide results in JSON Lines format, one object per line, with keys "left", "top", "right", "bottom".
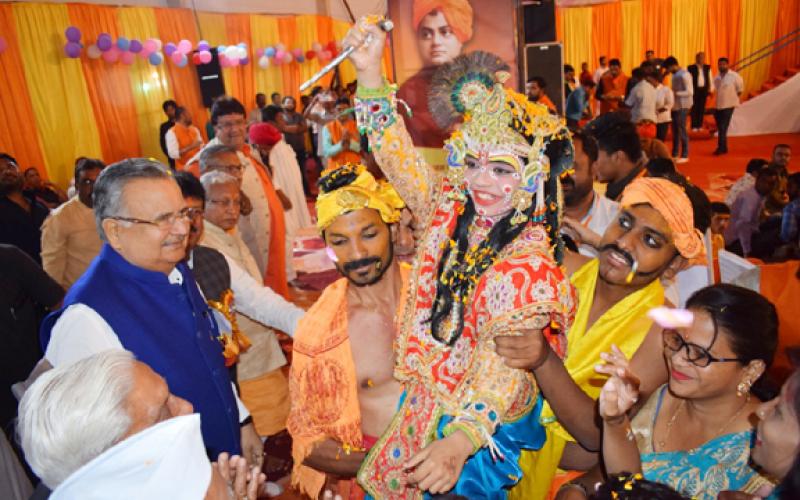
{"left": 510, "top": 259, "right": 664, "bottom": 500}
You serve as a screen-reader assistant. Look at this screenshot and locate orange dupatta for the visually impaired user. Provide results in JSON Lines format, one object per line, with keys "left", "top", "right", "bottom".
{"left": 326, "top": 119, "right": 362, "bottom": 171}
{"left": 172, "top": 123, "right": 202, "bottom": 171}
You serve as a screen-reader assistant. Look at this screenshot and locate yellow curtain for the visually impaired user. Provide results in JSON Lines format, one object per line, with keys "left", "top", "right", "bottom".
{"left": 561, "top": 7, "right": 593, "bottom": 71}
{"left": 250, "top": 15, "right": 284, "bottom": 98}
{"left": 117, "top": 7, "right": 173, "bottom": 163}
{"left": 13, "top": 3, "right": 102, "bottom": 188}
{"left": 296, "top": 15, "right": 324, "bottom": 92}
{"left": 621, "top": 0, "right": 643, "bottom": 75}
{"left": 670, "top": 0, "right": 707, "bottom": 68}
{"left": 224, "top": 14, "right": 255, "bottom": 107}
{"left": 739, "top": 0, "right": 780, "bottom": 94}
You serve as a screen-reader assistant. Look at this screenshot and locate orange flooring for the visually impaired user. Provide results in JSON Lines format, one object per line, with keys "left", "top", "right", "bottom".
{"left": 670, "top": 131, "right": 800, "bottom": 200}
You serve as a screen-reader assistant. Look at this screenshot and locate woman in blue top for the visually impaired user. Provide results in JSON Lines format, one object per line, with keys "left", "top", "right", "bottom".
{"left": 578, "top": 284, "right": 779, "bottom": 500}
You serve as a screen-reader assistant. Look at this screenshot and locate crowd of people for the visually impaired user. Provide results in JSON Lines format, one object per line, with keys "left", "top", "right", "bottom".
{"left": 0, "top": 13, "right": 799, "bottom": 500}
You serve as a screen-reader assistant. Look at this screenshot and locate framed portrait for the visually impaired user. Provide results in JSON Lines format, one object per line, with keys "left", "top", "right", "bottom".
{"left": 388, "top": 0, "right": 521, "bottom": 149}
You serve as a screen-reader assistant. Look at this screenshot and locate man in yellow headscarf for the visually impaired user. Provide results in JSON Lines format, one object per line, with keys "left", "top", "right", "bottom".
{"left": 499, "top": 176, "right": 706, "bottom": 499}
{"left": 288, "top": 163, "right": 410, "bottom": 500}
{"left": 398, "top": 0, "right": 475, "bottom": 148}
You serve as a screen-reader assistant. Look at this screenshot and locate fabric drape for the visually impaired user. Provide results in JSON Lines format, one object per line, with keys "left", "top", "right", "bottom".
{"left": 0, "top": 4, "right": 46, "bottom": 176}
{"left": 224, "top": 14, "right": 255, "bottom": 108}
{"left": 770, "top": 0, "right": 800, "bottom": 78}
{"left": 116, "top": 7, "right": 173, "bottom": 163}
{"left": 591, "top": 2, "right": 622, "bottom": 72}
{"left": 250, "top": 15, "right": 284, "bottom": 99}
{"left": 154, "top": 8, "right": 209, "bottom": 141}
{"left": 195, "top": 11, "right": 229, "bottom": 99}
{"left": 739, "top": 0, "right": 780, "bottom": 94}
{"left": 278, "top": 17, "right": 302, "bottom": 103}
{"left": 670, "top": 0, "right": 707, "bottom": 70}
{"left": 642, "top": 0, "right": 671, "bottom": 61}
{"left": 705, "top": 0, "right": 741, "bottom": 68}
{"left": 67, "top": 4, "right": 141, "bottom": 163}
{"left": 621, "top": 0, "right": 643, "bottom": 75}
{"left": 13, "top": 2, "right": 102, "bottom": 187}
{"left": 562, "top": 7, "right": 593, "bottom": 81}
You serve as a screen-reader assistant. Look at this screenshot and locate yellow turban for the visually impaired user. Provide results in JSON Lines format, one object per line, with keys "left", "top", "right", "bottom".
{"left": 412, "top": 0, "right": 474, "bottom": 43}
{"left": 620, "top": 177, "right": 706, "bottom": 261}
{"left": 315, "top": 164, "right": 405, "bottom": 232}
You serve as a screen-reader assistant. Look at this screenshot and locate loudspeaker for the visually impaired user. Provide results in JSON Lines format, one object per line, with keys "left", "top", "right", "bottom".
{"left": 523, "top": 0, "right": 556, "bottom": 44}
{"left": 196, "top": 48, "right": 225, "bottom": 107}
{"left": 524, "top": 42, "right": 564, "bottom": 114}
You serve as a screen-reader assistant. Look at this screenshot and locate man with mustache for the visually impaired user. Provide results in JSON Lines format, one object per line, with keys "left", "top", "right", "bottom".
{"left": 287, "top": 163, "right": 408, "bottom": 499}
{"left": 506, "top": 177, "right": 705, "bottom": 500}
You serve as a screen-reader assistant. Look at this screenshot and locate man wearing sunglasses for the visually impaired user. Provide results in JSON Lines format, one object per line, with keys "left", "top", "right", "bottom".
{"left": 39, "top": 159, "right": 264, "bottom": 466}
{"left": 502, "top": 177, "right": 706, "bottom": 500}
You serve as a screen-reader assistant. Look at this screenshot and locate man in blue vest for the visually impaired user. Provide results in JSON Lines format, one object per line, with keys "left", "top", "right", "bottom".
{"left": 40, "top": 158, "right": 263, "bottom": 465}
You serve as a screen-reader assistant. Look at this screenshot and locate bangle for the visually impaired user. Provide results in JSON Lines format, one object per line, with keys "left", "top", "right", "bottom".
{"left": 240, "top": 416, "right": 253, "bottom": 427}
{"left": 356, "top": 80, "right": 395, "bottom": 99}
{"left": 558, "top": 482, "right": 588, "bottom": 497}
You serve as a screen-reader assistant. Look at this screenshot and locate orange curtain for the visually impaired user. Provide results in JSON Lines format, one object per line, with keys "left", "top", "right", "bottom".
{"left": 704, "top": 0, "right": 741, "bottom": 67}
{"left": 278, "top": 17, "right": 301, "bottom": 102}
{"left": 67, "top": 4, "right": 141, "bottom": 163}
{"left": 0, "top": 4, "right": 46, "bottom": 175}
{"left": 223, "top": 14, "right": 255, "bottom": 108}
{"left": 591, "top": 2, "right": 622, "bottom": 68}
{"left": 555, "top": 7, "right": 564, "bottom": 44}
{"left": 154, "top": 8, "right": 209, "bottom": 140}
{"left": 642, "top": 0, "right": 672, "bottom": 59}
{"left": 770, "top": 0, "right": 800, "bottom": 77}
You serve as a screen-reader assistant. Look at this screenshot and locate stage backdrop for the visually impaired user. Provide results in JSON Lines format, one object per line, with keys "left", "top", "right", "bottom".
{"left": 388, "top": 0, "right": 519, "bottom": 148}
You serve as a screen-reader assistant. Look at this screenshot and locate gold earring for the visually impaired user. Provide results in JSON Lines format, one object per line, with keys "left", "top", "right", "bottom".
{"left": 737, "top": 380, "right": 750, "bottom": 397}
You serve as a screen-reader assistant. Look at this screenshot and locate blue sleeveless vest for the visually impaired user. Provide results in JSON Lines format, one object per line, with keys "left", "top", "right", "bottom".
{"left": 41, "top": 244, "right": 241, "bottom": 457}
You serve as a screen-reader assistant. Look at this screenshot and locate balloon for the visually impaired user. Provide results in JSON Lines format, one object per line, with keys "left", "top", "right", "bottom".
{"left": 224, "top": 46, "right": 238, "bottom": 59}
{"left": 239, "top": 56, "right": 249, "bottom": 66}
{"left": 283, "top": 53, "right": 293, "bottom": 64}
{"left": 102, "top": 47, "right": 119, "bottom": 63}
{"left": 255, "top": 48, "right": 264, "bottom": 57}
{"left": 121, "top": 51, "right": 135, "bottom": 65}
{"left": 0, "top": 37, "right": 7, "bottom": 54}
{"left": 218, "top": 45, "right": 227, "bottom": 54}
{"left": 148, "top": 52, "right": 163, "bottom": 65}
{"left": 311, "top": 42, "right": 322, "bottom": 53}
{"left": 129, "top": 39, "right": 142, "bottom": 53}
{"left": 164, "top": 42, "right": 177, "bottom": 57}
{"left": 264, "top": 47, "right": 275, "bottom": 58}
{"left": 65, "top": 26, "right": 81, "bottom": 43}
{"left": 320, "top": 50, "right": 332, "bottom": 62}
{"left": 87, "top": 44, "right": 102, "bottom": 59}
{"left": 305, "top": 50, "right": 316, "bottom": 60}
{"left": 176, "top": 53, "right": 188, "bottom": 68}
{"left": 274, "top": 49, "right": 286, "bottom": 60}
{"left": 143, "top": 39, "right": 158, "bottom": 55}
{"left": 326, "top": 40, "right": 336, "bottom": 51}
{"left": 228, "top": 56, "right": 240, "bottom": 66}
{"left": 198, "top": 40, "right": 210, "bottom": 52}
{"left": 177, "top": 39, "right": 192, "bottom": 54}
{"left": 296, "top": 54, "right": 305, "bottom": 63}
{"left": 292, "top": 48, "right": 303, "bottom": 58}
{"left": 275, "top": 43, "right": 286, "bottom": 52}
{"left": 64, "top": 42, "right": 81, "bottom": 58}
{"left": 153, "top": 39, "right": 163, "bottom": 51}
{"left": 97, "top": 33, "right": 112, "bottom": 51}
{"left": 258, "top": 55, "right": 270, "bottom": 69}
{"left": 171, "top": 50, "right": 184, "bottom": 64}
{"left": 117, "top": 37, "right": 130, "bottom": 51}
{"left": 198, "top": 50, "right": 212, "bottom": 64}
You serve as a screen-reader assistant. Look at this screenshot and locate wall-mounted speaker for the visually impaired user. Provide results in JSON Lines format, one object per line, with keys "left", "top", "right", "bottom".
{"left": 196, "top": 48, "right": 225, "bottom": 107}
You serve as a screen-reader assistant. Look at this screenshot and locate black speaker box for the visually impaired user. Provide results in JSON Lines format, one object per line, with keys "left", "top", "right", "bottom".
{"left": 524, "top": 42, "right": 564, "bottom": 114}
{"left": 523, "top": 0, "right": 556, "bottom": 44}
{"left": 196, "top": 48, "right": 226, "bottom": 107}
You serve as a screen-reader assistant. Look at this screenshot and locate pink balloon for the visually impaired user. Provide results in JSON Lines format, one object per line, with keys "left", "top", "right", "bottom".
{"left": 121, "top": 51, "right": 135, "bottom": 65}
{"left": 171, "top": 51, "right": 184, "bottom": 64}
{"left": 292, "top": 48, "right": 303, "bottom": 58}
{"left": 255, "top": 48, "right": 264, "bottom": 57}
{"left": 143, "top": 39, "right": 158, "bottom": 55}
{"left": 102, "top": 47, "right": 119, "bottom": 63}
{"left": 177, "top": 39, "right": 192, "bottom": 54}
{"left": 198, "top": 50, "right": 212, "bottom": 64}
{"left": 153, "top": 39, "right": 163, "bottom": 51}
{"left": 274, "top": 49, "right": 286, "bottom": 60}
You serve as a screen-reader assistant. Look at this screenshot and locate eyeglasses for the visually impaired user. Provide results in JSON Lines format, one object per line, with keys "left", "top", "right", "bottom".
{"left": 662, "top": 329, "right": 743, "bottom": 367}
{"left": 216, "top": 119, "right": 245, "bottom": 130}
{"left": 208, "top": 198, "right": 240, "bottom": 209}
{"left": 109, "top": 207, "right": 199, "bottom": 231}
{"left": 214, "top": 164, "right": 244, "bottom": 176}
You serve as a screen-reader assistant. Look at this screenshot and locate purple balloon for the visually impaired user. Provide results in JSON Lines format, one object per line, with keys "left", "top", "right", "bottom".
{"left": 164, "top": 42, "right": 177, "bottom": 57}
{"left": 64, "top": 42, "right": 81, "bottom": 58}
{"left": 197, "top": 40, "right": 210, "bottom": 52}
{"left": 129, "top": 39, "right": 143, "bottom": 54}
{"left": 65, "top": 26, "right": 81, "bottom": 43}
{"left": 97, "top": 34, "right": 112, "bottom": 52}
{"left": 239, "top": 56, "right": 249, "bottom": 66}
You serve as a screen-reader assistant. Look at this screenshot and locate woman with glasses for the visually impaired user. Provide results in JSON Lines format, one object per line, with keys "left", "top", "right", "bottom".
{"left": 564, "top": 284, "right": 779, "bottom": 500}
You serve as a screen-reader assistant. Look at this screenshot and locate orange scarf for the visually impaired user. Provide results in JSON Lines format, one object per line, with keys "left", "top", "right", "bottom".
{"left": 242, "top": 144, "right": 289, "bottom": 299}
{"left": 326, "top": 119, "right": 362, "bottom": 171}
{"left": 173, "top": 123, "right": 202, "bottom": 171}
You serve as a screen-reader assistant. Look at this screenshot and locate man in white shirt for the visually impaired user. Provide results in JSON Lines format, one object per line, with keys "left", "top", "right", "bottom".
{"left": 593, "top": 55, "right": 608, "bottom": 85}
{"left": 654, "top": 72, "right": 674, "bottom": 142}
{"left": 560, "top": 130, "right": 619, "bottom": 257}
{"left": 249, "top": 92, "right": 266, "bottom": 125}
{"left": 664, "top": 56, "right": 693, "bottom": 162}
{"left": 40, "top": 159, "right": 263, "bottom": 465}
{"left": 625, "top": 65, "right": 658, "bottom": 125}
{"left": 712, "top": 57, "right": 744, "bottom": 155}
{"left": 40, "top": 158, "right": 105, "bottom": 289}
{"left": 165, "top": 107, "right": 204, "bottom": 171}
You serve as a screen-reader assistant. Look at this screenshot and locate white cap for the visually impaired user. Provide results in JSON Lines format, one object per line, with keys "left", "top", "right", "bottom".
{"left": 51, "top": 414, "right": 212, "bottom": 499}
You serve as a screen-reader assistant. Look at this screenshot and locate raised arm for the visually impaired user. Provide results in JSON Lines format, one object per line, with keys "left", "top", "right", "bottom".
{"left": 344, "top": 19, "right": 440, "bottom": 220}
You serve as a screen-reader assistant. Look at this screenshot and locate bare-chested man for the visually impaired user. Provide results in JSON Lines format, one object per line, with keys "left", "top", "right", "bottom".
{"left": 287, "top": 163, "right": 408, "bottom": 499}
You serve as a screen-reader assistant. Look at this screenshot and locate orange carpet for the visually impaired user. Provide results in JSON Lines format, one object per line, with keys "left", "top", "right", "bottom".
{"left": 670, "top": 132, "right": 800, "bottom": 201}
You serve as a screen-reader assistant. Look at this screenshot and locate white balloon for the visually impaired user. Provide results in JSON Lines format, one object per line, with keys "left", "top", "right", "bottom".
{"left": 225, "top": 46, "right": 238, "bottom": 59}
{"left": 87, "top": 44, "right": 102, "bottom": 59}
{"left": 258, "top": 55, "right": 270, "bottom": 69}
{"left": 238, "top": 46, "right": 247, "bottom": 59}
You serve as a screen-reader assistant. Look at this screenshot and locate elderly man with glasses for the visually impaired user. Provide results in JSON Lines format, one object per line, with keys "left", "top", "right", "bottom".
{"left": 39, "top": 158, "right": 264, "bottom": 466}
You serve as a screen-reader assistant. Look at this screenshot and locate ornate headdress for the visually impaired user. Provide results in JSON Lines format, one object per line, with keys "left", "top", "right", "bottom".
{"left": 315, "top": 163, "right": 405, "bottom": 232}
{"left": 429, "top": 51, "right": 573, "bottom": 226}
